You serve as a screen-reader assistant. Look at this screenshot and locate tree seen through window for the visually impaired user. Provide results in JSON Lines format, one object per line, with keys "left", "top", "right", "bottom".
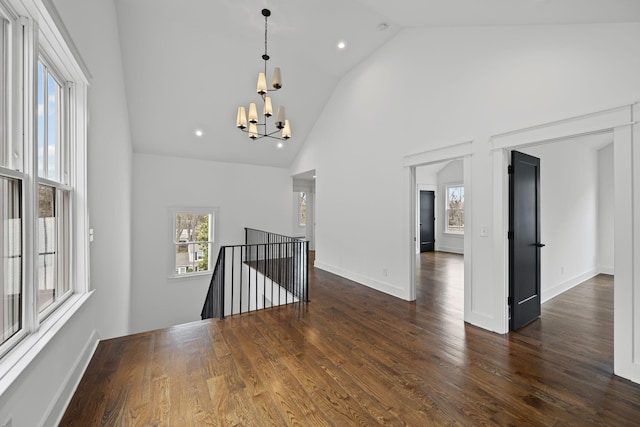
{"left": 446, "top": 185, "right": 464, "bottom": 233}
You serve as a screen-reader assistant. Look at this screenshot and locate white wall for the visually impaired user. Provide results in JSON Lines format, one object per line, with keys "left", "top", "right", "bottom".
{"left": 290, "top": 23, "right": 640, "bottom": 331}
{"left": 53, "top": 0, "right": 133, "bottom": 340}
{"left": 416, "top": 165, "right": 437, "bottom": 185}
{"left": 0, "top": 0, "right": 133, "bottom": 424}
{"left": 598, "top": 143, "right": 614, "bottom": 274}
{"left": 131, "top": 153, "right": 292, "bottom": 333}
{"left": 436, "top": 160, "right": 464, "bottom": 254}
{"left": 520, "top": 142, "right": 599, "bottom": 302}
{"left": 306, "top": 187, "right": 315, "bottom": 250}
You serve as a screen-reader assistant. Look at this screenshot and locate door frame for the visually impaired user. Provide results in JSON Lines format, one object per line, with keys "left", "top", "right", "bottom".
{"left": 405, "top": 141, "right": 472, "bottom": 312}
{"left": 416, "top": 184, "right": 436, "bottom": 254}
{"left": 491, "top": 102, "right": 640, "bottom": 383}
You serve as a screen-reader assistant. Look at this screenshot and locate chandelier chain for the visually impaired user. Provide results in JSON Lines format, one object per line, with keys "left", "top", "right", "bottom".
{"left": 264, "top": 14, "right": 268, "bottom": 60}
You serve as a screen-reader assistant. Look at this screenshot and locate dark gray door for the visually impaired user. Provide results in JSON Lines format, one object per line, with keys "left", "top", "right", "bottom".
{"left": 420, "top": 191, "right": 435, "bottom": 252}
{"left": 509, "top": 151, "right": 544, "bottom": 331}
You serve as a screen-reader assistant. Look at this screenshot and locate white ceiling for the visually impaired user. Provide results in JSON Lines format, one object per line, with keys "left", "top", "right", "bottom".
{"left": 114, "top": 0, "right": 640, "bottom": 168}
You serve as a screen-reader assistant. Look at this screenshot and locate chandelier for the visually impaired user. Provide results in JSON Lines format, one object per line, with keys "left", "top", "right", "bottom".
{"left": 235, "top": 9, "right": 292, "bottom": 142}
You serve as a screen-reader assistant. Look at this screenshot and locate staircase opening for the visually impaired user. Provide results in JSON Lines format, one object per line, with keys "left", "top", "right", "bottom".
{"left": 201, "top": 228, "right": 309, "bottom": 319}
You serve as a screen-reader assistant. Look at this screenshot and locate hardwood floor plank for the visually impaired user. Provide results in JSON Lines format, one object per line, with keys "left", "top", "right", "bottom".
{"left": 60, "top": 252, "right": 640, "bottom": 426}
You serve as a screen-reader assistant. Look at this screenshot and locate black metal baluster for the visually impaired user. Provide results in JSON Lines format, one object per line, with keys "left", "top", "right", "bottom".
{"left": 220, "top": 249, "right": 226, "bottom": 319}
{"left": 231, "top": 246, "right": 235, "bottom": 316}
{"left": 305, "top": 240, "right": 309, "bottom": 302}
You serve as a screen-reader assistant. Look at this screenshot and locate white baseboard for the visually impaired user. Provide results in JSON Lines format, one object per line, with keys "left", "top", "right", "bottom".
{"left": 542, "top": 268, "right": 598, "bottom": 304}
{"left": 45, "top": 330, "right": 99, "bottom": 426}
{"left": 314, "top": 261, "right": 408, "bottom": 300}
{"left": 599, "top": 265, "right": 614, "bottom": 275}
{"left": 434, "top": 246, "right": 464, "bottom": 255}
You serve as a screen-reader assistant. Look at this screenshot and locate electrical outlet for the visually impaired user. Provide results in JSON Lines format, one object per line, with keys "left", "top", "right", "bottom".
{"left": 560, "top": 266, "right": 564, "bottom": 275}
{"left": 382, "top": 268, "right": 388, "bottom": 277}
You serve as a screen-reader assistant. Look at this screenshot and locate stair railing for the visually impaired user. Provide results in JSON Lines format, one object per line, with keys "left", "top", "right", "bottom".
{"left": 201, "top": 228, "right": 309, "bottom": 320}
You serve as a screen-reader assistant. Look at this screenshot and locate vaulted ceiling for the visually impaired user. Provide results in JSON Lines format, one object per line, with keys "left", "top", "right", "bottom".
{"left": 114, "top": 0, "right": 640, "bottom": 168}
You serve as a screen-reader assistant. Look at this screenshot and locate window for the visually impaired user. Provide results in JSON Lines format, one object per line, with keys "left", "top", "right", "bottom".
{"left": 298, "top": 192, "right": 307, "bottom": 226}
{"left": 445, "top": 184, "right": 464, "bottom": 234}
{"left": 0, "top": 0, "right": 89, "bottom": 362}
{"left": 173, "top": 210, "right": 215, "bottom": 276}
{"left": 37, "top": 60, "right": 71, "bottom": 315}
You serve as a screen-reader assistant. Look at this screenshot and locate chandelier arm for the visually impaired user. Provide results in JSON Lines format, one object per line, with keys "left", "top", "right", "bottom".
{"left": 238, "top": 128, "right": 287, "bottom": 141}
{"left": 261, "top": 133, "right": 288, "bottom": 141}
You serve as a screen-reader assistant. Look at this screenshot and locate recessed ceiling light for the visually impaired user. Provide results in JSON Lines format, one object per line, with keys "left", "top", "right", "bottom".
{"left": 277, "top": 142, "right": 283, "bottom": 148}
{"left": 337, "top": 41, "right": 346, "bottom": 50}
{"left": 194, "top": 129, "right": 204, "bottom": 137}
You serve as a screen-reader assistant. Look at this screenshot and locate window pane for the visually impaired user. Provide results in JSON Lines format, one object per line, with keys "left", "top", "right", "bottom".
{"left": 1, "top": 176, "right": 22, "bottom": 344}
{"left": 38, "top": 185, "right": 56, "bottom": 311}
{"left": 37, "top": 62, "right": 62, "bottom": 181}
{"left": 174, "top": 212, "right": 213, "bottom": 276}
{"left": 47, "top": 73, "right": 59, "bottom": 181}
{"left": 175, "top": 213, "right": 209, "bottom": 243}
{"left": 37, "top": 62, "right": 45, "bottom": 177}
{"left": 175, "top": 243, "right": 189, "bottom": 275}
{"left": 446, "top": 186, "right": 464, "bottom": 233}
{"left": 299, "top": 192, "right": 306, "bottom": 226}
{"left": 194, "top": 215, "right": 209, "bottom": 243}
{"left": 175, "top": 242, "right": 211, "bottom": 275}
{"left": 196, "top": 242, "right": 209, "bottom": 272}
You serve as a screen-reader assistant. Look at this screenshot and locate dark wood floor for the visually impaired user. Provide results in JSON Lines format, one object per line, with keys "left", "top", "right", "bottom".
{"left": 61, "top": 251, "right": 640, "bottom": 426}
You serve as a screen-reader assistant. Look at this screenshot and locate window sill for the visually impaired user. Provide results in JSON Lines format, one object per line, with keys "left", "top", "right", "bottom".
{"left": 0, "top": 290, "right": 94, "bottom": 396}
{"left": 443, "top": 232, "right": 465, "bottom": 237}
{"left": 169, "top": 271, "right": 212, "bottom": 280}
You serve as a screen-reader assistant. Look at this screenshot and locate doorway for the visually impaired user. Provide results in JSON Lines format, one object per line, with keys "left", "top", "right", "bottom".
{"left": 491, "top": 103, "right": 638, "bottom": 383}
{"left": 412, "top": 157, "right": 468, "bottom": 313}
{"left": 292, "top": 170, "right": 316, "bottom": 250}
{"left": 509, "top": 135, "right": 613, "bottom": 331}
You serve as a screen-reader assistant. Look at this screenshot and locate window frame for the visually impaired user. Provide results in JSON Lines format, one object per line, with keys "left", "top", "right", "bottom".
{"left": 0, "top": 7, "right": 28, "bottom": 355}
{"left": 170, "top": 207, "right": 218, "bottom": 279}
{"left": 0, "top": 16, "right": 8, "bottom": 168}
{"left": 0, "top": 170, "right": 25, "bottom": 351}
{"left": 444, "top": 183, "right": 464, "bottom": 235}
{"left": 35, "top": 56, "right": 72, "bottom": 319}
